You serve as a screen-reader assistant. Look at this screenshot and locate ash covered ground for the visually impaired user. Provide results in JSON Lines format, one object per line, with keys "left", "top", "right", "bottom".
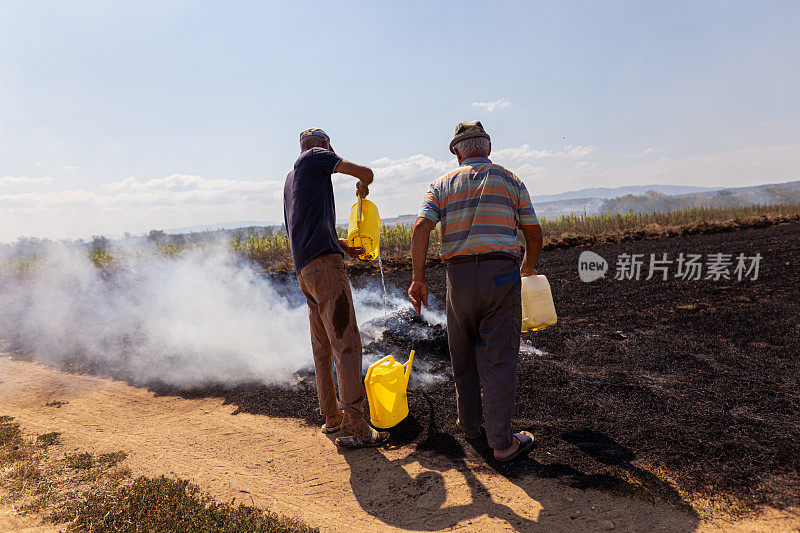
{"left": 4, "top": 221, "right": 799, "bottom": 512}
{"left": 246, "top": 221, "right": 800, "bottom": 511}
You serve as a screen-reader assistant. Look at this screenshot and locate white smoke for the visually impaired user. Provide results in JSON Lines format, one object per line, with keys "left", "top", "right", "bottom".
{"left": 520, "top": 340, "right": 547, "bottom": 357}
{"left": 0, "top": 243, "right": 445, "bottom": 389}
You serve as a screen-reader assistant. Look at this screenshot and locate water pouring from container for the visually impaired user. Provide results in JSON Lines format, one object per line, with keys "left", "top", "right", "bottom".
{"left": 348, "top": 194, "right": 387, "bottom": 313}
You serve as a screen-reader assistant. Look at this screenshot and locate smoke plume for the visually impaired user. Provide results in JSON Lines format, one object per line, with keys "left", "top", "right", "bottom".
{"left": 0, "top": 244, "right": 444, "bottom": 389}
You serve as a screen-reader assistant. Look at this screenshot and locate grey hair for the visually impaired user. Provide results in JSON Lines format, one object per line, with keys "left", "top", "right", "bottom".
{"left": 453, "top": 137, "right": 491, "bottom": 158}
{"left": 300, "top": 136, "right": 329, "bottom": 151}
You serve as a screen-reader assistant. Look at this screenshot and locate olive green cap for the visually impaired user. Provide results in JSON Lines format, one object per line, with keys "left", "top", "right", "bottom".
{"left": 449, "top": 120, "right": 491, "bottom": 154}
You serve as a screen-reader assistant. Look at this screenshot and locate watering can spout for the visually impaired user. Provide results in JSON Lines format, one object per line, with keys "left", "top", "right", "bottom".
{"left": 404, "top": 350, "right": 415, "bottom": 387}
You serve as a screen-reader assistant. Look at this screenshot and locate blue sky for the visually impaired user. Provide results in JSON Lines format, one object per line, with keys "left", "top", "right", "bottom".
{"left": 1, "top": 1, "right": 798, "bottom": 241}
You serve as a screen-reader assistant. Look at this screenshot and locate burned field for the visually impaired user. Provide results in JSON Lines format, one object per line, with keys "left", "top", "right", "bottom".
{"left": 244, "top": 221, "right": 799, "bottom": 513}
{"left": 399, "top": 220, "right": 799, "bottom": 512}
{"left": 4, "top": 221, "right": 798, "bottom": 516}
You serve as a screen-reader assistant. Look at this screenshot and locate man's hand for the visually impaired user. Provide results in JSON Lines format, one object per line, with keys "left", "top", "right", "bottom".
{"left": 520, "top": 264, "right": 538, "bottom": 277}
{"left": 409, "top": 217, "right": 435, "bottom": 315}
{"left": 408, "top": 280, "right": 429, "bottom": 315}
{"left": 519, "top": 223, "right": 543, "bottom": 278}
{"left": 356, "top": 180, "right": 369, "bottom": 198}
{"left": 339, "top": 238, "right": 365, "bottom": 259}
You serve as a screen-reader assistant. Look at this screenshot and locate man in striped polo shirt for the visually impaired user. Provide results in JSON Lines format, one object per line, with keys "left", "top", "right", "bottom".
{"left": 408, "top": 121, "right": 543, "bottom": 462}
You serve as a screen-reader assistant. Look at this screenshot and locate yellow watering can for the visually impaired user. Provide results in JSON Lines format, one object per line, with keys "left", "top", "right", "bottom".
{"left": 347, "top": 195, "right": 381, "bottom": 261}
{"left": 364, "top": 351, "right": 414, "bottom": 429}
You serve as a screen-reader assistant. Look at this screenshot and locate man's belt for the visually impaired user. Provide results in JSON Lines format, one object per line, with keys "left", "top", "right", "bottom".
{"left": 445, "top": 252, "right": 518, "bottom": 265}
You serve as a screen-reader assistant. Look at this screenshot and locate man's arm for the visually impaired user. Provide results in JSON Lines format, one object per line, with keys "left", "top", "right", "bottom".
{"left": 408, "top": 216, "right": 436, "bottom": 315}
{"left": 336, "top": 159, "right": 374, "bottom": 197}
{"left": 519, "top": 223, "right": 543, "bottom": 277}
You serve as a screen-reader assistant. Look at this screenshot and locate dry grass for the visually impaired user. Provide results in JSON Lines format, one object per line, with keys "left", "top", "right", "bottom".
{"left": 36, "top": 432, "right": 61, "bottom": 448}
{"left": 537, "top": 203, "right": 800, "bottom": 237}
{"left": 52, "top": 476, "right": 318, "bottom": 533}
{"left": 3, "top": 203, "right": 799, "bottom": 275}
{"left": 235, "top": 203, "right": 800, "bottom": 268}
{"left": 0, "top": 415, "right": 317, "bottom": 532}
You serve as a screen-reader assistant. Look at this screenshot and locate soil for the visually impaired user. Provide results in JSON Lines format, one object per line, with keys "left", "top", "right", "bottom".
{"left": 6, "top": 358, "right": 800, "bottom": 532}
{"left": 377, "top": 221, "right": 800, "bottom": 512}
{"left": 227, "top": 220, "right": 800, "bottom": 515}
{"left": 2, "top": 221, "right": 800, "bottom": 531}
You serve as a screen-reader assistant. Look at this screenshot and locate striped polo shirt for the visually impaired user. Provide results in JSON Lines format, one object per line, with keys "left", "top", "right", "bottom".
{"left": 418, "top": 157, "right": 539, "bottom": 260}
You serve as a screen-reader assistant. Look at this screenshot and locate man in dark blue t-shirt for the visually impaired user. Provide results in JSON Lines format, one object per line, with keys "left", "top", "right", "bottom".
{"left": 283, "top": 128, "right": 389, "bottom": 449}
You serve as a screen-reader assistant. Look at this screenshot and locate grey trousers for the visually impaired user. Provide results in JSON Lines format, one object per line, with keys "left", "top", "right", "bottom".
{"left": 446, "top": 257, "right": 522, "bottom": 450}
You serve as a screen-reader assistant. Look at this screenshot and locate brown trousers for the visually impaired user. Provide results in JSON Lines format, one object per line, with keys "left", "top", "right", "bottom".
{"left": 297, "top": 253, "right": 365, "bottom": 422}
{"left": 446, "top": 257, "right": 522, "bottom": 450}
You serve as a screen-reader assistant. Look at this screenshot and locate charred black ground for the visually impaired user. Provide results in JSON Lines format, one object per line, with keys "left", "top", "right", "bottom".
{"left": 380, "top": 220, "right": 800, "bottom": 511}
{"left": 149, "top": 221, "right": 800, "bottom": 512}
{"left": 5, "top": 221, "right": 799, "bottom": 513}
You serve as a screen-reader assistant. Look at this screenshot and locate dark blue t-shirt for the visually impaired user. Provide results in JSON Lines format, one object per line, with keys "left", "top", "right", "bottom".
{"left": 283, "top": 147, "right": 344, "bottom": 272}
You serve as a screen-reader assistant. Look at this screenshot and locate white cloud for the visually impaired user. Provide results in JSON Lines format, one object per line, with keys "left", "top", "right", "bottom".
{"left": 352, "top": 154, "right": 455, "bottom": 218}
{"left": 493, "top": 144, "right": 596, "bottom": 162}
{"left": 623, "top": 147, "right": 655, "bottom": 158}
{"left": 370, "top": 155, "right": 452, "bottom": 183}
{"left": 0, "top": 147, "right": 588, "bottom": 240}
{"left": 472, "top": 98, "right": 510, "bottom": 112}
{"left": 61, "top": 165, "right": 79, "bottom": 171}
{"left": 0, "top": 174, "right": 287, "bottom": 241}
{"left": 101, "top": 174, "right": 277, "bottom": 196}
{"left": 512, "top": 164, "right": 550, "bottom": 179}
{"left": 0, "top": 176, "right": 53, "bottom": 187}
{"left": 592, "top": 143, "right": 800, "bottom": 191}
{"left": 3, "top": 141, "right": 795, "bottom": 242}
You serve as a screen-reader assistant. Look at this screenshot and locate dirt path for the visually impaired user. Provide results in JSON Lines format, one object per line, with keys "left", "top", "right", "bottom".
{"left": 1, "top": 357, "right": 797, "bottom": 532}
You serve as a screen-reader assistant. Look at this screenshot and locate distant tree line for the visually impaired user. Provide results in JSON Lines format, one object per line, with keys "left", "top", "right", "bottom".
{"left": 600, "top": 184, "right": 800, "bottom": 215}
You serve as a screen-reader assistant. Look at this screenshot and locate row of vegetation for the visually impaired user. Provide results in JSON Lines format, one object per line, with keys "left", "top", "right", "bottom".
{"left": 0, "top": 414, "right": 316, "bottom": 532}
{"left": 146, "top": 203, "right": 800, "bottom": 267}
{"left": 599, "top": 184, "right": 800, "bottom": 214}
{"left": 2, "top": 203, "right": 800, "bottom": 273}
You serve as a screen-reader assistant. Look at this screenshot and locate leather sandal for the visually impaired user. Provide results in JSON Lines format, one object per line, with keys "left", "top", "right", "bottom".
{"left": 495, "top": 431, "right": 535, "bottom": 463}
{"left": 335, "top": 427, "right": 390, "bottom": 449}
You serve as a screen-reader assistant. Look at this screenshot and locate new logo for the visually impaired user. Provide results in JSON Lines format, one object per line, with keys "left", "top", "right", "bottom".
{"left": 578, "top": 251, "right": 608, "bottom": 282}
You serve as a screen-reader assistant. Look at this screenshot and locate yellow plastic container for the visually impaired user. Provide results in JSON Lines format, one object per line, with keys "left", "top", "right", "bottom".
{"left": 521, "top": 274, "right": 558, "bottom": 332}
{"left": 364, "top": 351, "right": 414, "bottom": 429}
{"left": 347, "top": 196, "right": 381, "bottom": 261}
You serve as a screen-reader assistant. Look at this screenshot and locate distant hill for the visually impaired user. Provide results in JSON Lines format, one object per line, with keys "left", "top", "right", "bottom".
{"left": 535, "top": 184, "right": 722, "bottom": 203}
{"left": 381, "top": 180, "right": 799, "bottom": 224}
{"left": 380, "top": 214, "right": 419, "bottom": 226}
{"left": 534, "top": 197, "right": 606, "bottom": 220}
{"left": 600, "top": 180, "right": 800, "bottom": 215}
{"left": 162, "top": 180, "right": 799, "bottom": 235}
{"left": 165, "top": 221, "right": 280, "bottom": 235}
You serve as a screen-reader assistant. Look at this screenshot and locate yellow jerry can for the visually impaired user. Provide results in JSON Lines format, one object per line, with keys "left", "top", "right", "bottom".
{"left": 347, "top": 196, "right": 381, "bottom": 261}
{"left": 364, "top": 351, "right": 415, "bottom": 429}
{"left": 521, "top": 274, "right": 558, "bottom": 332}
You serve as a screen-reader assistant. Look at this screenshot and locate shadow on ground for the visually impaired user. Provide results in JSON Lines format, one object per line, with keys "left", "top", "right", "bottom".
{"left": 335, "top": 393, "right": 699, "bottom": 531}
